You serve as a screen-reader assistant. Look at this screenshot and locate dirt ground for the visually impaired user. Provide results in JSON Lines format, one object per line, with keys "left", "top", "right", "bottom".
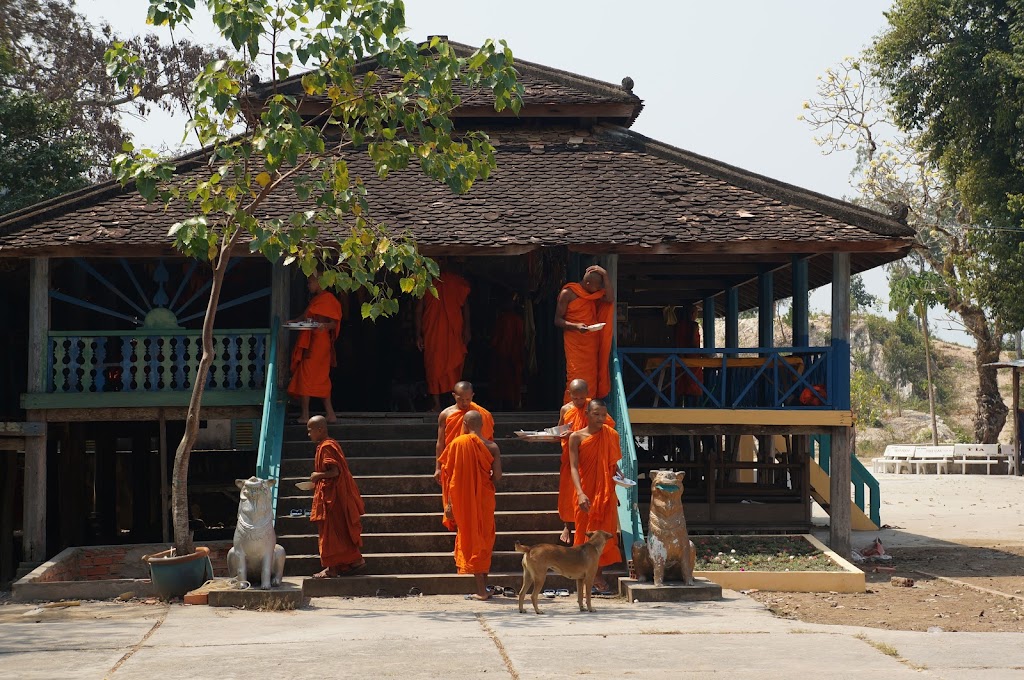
{"left": 750, "top": 543, "right": 1024, "bottom": 632}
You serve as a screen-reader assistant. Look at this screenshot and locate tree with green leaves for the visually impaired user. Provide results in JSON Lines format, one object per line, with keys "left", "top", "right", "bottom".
{"left": 0, "top": 0, "right": 227, "bottom": 169}
{"left": 108, "top": 0, "right": 522, "bottom": 557}
{"left": 889, "top": 264, "right": 946, "bottom": 445}
{"left": 802, "top": 56, "right": 1011, "bottom": 443}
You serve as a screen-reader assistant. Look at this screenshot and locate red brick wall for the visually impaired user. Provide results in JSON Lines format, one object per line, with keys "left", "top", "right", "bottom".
{"left": 33, "top": 541, "right": 233, "bottom": 582}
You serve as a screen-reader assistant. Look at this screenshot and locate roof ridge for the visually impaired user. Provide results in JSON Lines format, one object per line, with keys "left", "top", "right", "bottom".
{"left": 595, "top": 124, "right": 914, "bottom": 239}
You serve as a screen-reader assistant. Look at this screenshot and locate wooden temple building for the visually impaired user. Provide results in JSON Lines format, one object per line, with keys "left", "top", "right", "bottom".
{"left": 0, "top": 41, "right": 914, "bottom": 584}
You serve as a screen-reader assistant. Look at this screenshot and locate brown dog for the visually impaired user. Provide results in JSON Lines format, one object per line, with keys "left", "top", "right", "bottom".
{"left": 631, "top": 470, "right": 695, "bottom": 586}
{"left": 515, "top": 530, "right": 613, "bottom": 614}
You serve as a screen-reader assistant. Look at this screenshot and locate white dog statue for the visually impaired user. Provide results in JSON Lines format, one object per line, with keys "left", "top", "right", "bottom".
{"left": 631, "top": 470, "right": 696, "bottom": 587}
{"left": 227, "top": 476, "right": 286, "bottom": 589}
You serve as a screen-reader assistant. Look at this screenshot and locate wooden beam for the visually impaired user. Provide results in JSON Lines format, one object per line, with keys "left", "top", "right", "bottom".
{"left": 726, "top": 287, "right": 739, "bottom": 348}
{"left": 0, "top": 422, "right": 44, "bottom": 437}
{"left": 829, "top": 252, "right": 852, "bottom": 559}
{"left": 758, "top": 271, "right": 773, "bottom": 349}
{"left": 570, "top": 239, "right": 913, "bottom": 256}
{"left": 633, "top": 423, "right": 841, "bottom": 436}
{"left": 619, "top": 263, "right": 771, "bottom": 276}
{"left": 792, "top": 255, "right": 810, "bottom": 346}
{"left": 703, "top": 296, "right": 716, "bottom": 350}
{"left": 627, "top": 408, "right": 854, "bottom": 427}
{"left": 621, "top": 278, "right": 749, "bottom": 291}
{"left": 22, "top": 389, "right": 265, "bottom": 410}
{"left": 26, "top": 406, "right": 263, "bottom": 422}
{"left": 23, "top": 257, "right": 48, "bottom": 562}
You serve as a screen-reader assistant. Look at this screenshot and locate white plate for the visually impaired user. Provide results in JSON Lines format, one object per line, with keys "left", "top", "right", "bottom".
{"left": 295, "top": 481, "right": 315, "bottom": 491}
{"left": 513, "top": 430, "right": 562, "bottom": 442}
{"left": 284, "top": 321, "right": 322, "bottom": 330}
{"left": 585, "top": 322, "right": 606, "bottom": 331}
{"left": 612, "top": 475, "right": 636, "bottom": 488}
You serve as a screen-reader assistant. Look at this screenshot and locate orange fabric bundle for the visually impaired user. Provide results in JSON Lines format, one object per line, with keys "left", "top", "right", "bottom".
{"left": 311, "top": 438, "right": 365, "bottom": 569}
{"left": 422, "top": 272, "right": 471, "bottom": 394}
{"left": 561, "top": 282, "right": 613, "bottom": 399}
{"left": 572, "top": 424, "right": 622, "bottom": 567}
{"left": 558, "top": 401, "right": 614, "bottom": 523}
{"left": 288, "top": 290, "right": 342, "bottom": 399}
{"left": 439, "top": 433, "right": 496, "bottom": 574}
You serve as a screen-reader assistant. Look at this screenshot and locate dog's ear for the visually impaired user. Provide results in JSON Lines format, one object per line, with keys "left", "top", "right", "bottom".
{"left": 586, "top": 531, "right": 595, "bottom": 539}
{"left": 676, "top": 471, "right": 686, "bottom": 483}
{"left": 266, "top": 478, "right": 277, "bottom": 488}
{"left": 235, "top": 479, "right": 247, "bottom": 490}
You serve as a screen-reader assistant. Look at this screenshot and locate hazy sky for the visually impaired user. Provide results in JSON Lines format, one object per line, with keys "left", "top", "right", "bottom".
{"left": 77, "top": 0, "right": 969, "bottom": 343}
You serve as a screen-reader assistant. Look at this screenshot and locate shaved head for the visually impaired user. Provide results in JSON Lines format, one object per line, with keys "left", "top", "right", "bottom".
{"left": 581, "top": 270, "right": 604, "bottom": 294}
{"left": 306, "top": 415, "right": 329, "bottom": 443}
{"left": 454, "top": 381, "right": 473, "bottom": 394}
{"left": 452, "top": 381, "right": 474, "bottom": 410}
{"left": 463, "top": 409, "right": 483, "bottom": 433}
{"left": 588, "top": 398, "right": 608, "bottom": 413}
{"left": 568, "top": 379, "right": 588, "bottom": 395}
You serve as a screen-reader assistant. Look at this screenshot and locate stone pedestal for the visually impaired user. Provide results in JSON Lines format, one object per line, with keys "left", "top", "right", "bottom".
{"left": 618, "top": 577, "right": 722, "bottom": 603}
{"left": 186, "top": 578, "right": 305, "bottom": 609}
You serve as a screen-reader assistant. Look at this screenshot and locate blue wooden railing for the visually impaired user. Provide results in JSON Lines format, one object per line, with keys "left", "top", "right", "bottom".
{"left": 811, "top": 434, "right": 881, "bottom": 527}
{"left": 47, "top": 329, "right": 270, "bottom": 393}
{"left": 618, "top": 346, "right": 834, "bottom": 409}
{"left": 256, "top": 319, "right": 286, "bottom": 520}
{"left": 607, "top": 347, "right": 644, "bottom": 552}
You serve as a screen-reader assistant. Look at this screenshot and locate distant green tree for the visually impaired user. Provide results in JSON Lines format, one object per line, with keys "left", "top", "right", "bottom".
{"left": 851, "top": 274, "right": 878, "bottom": 311}
{"left": 0, "top": 55, "right": 90, "bottom": 213}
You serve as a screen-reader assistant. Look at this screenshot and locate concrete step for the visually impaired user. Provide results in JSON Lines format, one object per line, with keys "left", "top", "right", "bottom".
{"left": 277, "top": 491, "right": 560, "bottom": 514}
{"left": 13, "top": 562, "right": 41, "bottom": 582}
{"left": 275, "top": 509, "right": 562, "bottom": 535}
{"left": 278, "top": 530, "right": 563, "bottom": 555}
{"left": 282, "top": 412, "right": 559, "bottom": 442}
{"left": 280, "top": 437, "right": 561, "bottom": 459}
{"left": 300, "top": 572, "right": 578, "bottom": 598}
{"left": 278, "top": 471, "right": 558, "bottom": 496}
{"left": 279, "top": 452, "right": 560, "bottom": 477}
{"left": 285, "top": 550, "right": 547, "bottom": 576}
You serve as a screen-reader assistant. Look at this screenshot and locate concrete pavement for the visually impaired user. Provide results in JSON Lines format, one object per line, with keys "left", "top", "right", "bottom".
{"left": 2, "top": 591, "right": 1022, "bottom": 679}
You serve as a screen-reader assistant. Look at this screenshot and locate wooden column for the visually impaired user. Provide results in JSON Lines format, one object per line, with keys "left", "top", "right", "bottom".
{"left": 602, "top": 254, "right": 619, "bottom": 342}
{"left": 159, "top": 411, "right": 169, "bottom": 543}
{"left": 725, "top": 287, "right": 739, "bottom": 349}
{"left": 792, "top": 256, "right": 810, "bottom": 347}
{"left": 758, "top": 272, "right": 774, "bottom": 349}
{"left": 830, "top": 252, "right": 852, "bottom": 558}
{"left": 702, "top": 297, "right": 716, "bottom": 349}
{"left": 23, "top": 257, "right": 48, "bottom": 562}
{"left": 1013, "top": 368, "right": 1020, "bottom": 476}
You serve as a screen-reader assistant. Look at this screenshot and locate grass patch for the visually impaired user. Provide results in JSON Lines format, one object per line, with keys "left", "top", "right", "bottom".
{"left": 694, "top": 535, "right": 844, "bottom": 573}
{"left": 855, "top": 633, "right": 899, "bottom": 657}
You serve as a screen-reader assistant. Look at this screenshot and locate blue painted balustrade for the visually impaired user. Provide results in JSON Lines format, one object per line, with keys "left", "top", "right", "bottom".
{"left": 617, "top": 346, "right": 834, "bottom": 410}
{"left": 46, "top": 329, "right": 270, "bottom": 394}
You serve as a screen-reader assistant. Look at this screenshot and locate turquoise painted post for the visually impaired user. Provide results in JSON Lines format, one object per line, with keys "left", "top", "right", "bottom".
{"left": 256, "top": 318, "right": 286, "bottom": 518}
{"left": 792, "top": 256, "right": 810, "bottom": 347}
{"left": 702, "top": 296, "right": 716, "bottom": 349}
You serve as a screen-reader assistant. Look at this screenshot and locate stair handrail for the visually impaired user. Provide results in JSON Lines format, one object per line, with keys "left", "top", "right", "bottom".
{"left": 256, "top": 317, "right": 286, "bottom": 519}
{"left": 609, "top": 348, "right": 644, "bottom": 552}
{"left": 811, "top": 434, "right": 881, "bottom": 528}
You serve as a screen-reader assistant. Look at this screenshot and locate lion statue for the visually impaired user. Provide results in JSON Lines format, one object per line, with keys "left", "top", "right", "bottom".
{"left": 631, "top": 469, "right": 695, "bottom": 586}
{"left": 227, "top": 476, "right": 286, "bottom": 589}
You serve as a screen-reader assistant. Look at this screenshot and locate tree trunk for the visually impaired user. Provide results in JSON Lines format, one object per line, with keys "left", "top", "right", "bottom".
{"left": 958, "top": 306, "right": 1008, "bottom": 444}
{"left": 171, "top": 233, "right": 240, "bottom": 556}
{"left": 919, "top": 302, "right": 939, "bottom": 446}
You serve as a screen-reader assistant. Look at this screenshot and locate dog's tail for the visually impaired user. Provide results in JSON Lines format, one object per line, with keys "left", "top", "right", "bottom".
{"left": 514, "top": 541, "right": 530, "bottom": 554}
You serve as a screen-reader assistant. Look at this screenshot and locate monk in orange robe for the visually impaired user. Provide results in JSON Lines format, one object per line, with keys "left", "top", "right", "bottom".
{"left": 306, "top": 416, "right": 365, "bottom": 578}
{"left": 439, "top": 410, "right": 502, "bottom": 600}
{"left": 569, "top": 398, "right": 622, "bottom": 593}
{"left": 555, "top": 264, "right": 614, "bottom": 400}
{"left": 433, "top": 382, "right": 494, "bottom": 510}
{"left": 288, "top": 274, "right": 342, "bottom": 423}
{"left": 416, "top": 269, "right": 472, "bottom": 412}
{"left": 557, "top": 378, "right": 614, "bottom": 544}
{"left": 490, "top": 298, "right": 525, "bottom": 409}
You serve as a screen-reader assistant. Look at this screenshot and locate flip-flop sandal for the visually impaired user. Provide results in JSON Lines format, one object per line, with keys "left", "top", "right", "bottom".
{"left": 542, "top": 589, "right": 556, "bottom": 599}
{"left": 464, "top": 594, "right": 492, "bottom": 601}
{"left": 289, "top": 509, "right": 304, "bottom": 518}
{"left": 374, "top": 588, "right": 390, "bottom": 597}
{"left": 407, "top": 587, "right": 422, "bottom": 597}
{"left": 591, "top": 585, "right": 615, "bottom": 596}
{"left": 556, "top": 588, "right": 570, "bottom": 597}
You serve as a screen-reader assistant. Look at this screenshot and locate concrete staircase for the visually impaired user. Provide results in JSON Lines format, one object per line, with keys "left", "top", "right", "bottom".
{"left": 276, "top": 413, "right": 575, "bottom": 597}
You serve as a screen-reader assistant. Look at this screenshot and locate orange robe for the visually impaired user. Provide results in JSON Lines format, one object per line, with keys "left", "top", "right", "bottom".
{"left": 439, "top": 433, "right": 496, "bottom": 574}
{"left": 674, "top": 318, "right": 703, "bottom": 398}
{"left": 490, "top": 310, "right": 525, "bottom": 406}
{"left": 441, "top": 403, "right": 495, "bottom": 517}
{"left": 558, "top": 401, "right": 614, "bottom": 523}
{"left": 422, "top": 272, "right": 471, "bottom": 394}
{"left": 288, "top": 290, "right": 342, "bottom": 399}
{"left": 561, "top": 282, "right": 613, "bottom": 399}
{"left": 573, "top": 424, "right": 622, "bottom": 567}
{"left": 311, "top": 438, "right": 365, "bottom": 569}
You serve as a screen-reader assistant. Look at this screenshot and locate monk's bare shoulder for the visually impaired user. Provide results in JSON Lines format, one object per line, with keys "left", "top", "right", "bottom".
{"left": 558, "top": 402, "right": 572, "bottom": 423}
{"left": 568, "top": 430, "right": 586, "bottom": 446}
{"left": 482, "top": 438, "right": 501, "bottom": 457}
{"left": 438, "top": 406, "right": 456, "bottom": 425}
